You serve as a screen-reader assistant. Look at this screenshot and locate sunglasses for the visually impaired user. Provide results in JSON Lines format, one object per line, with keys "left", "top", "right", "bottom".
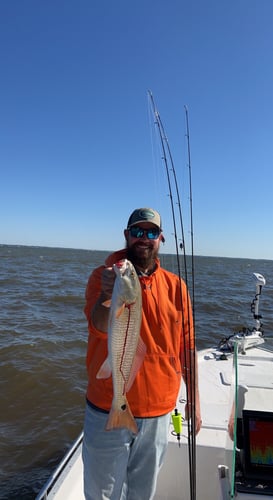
{"left": 129, "top": 226, "right": 160, "bottom": 240}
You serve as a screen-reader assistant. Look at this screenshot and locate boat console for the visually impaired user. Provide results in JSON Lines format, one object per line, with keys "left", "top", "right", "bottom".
{"left": 235, "top": 409, "right": 273, "bottom": 496}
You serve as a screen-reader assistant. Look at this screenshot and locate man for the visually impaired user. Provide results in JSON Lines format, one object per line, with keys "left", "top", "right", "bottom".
{"left": 83, "top": 207, "right": 201, "bottom": 500}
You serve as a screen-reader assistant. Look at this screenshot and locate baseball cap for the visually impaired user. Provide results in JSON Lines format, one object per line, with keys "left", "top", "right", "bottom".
{"left": 127, "top": 208, "right": 162, "bottom": 230}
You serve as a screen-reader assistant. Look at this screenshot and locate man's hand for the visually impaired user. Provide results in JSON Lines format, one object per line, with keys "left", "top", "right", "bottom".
{"left": 101, "top": 267, "right": 116, "bottom": 300}
{"left": 91, "top": 267, "right": 116, "bottom": 332}
{"left": 185, "top": 402, "right": 202, "bottom": 435}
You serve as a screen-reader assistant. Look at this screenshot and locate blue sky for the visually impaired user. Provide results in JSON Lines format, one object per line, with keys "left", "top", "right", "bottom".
{"left": 1, "top": 0, "right": 273, "bottom": 259}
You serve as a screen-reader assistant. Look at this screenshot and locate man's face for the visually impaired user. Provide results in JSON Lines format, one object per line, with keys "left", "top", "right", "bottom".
{"left": 124, "top": 223, "right": 161, "bottom": 269}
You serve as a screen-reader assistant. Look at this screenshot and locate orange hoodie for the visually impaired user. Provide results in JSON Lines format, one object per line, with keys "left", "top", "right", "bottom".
{"left": 84, "top": 249, "right": 194, "bottom": 417}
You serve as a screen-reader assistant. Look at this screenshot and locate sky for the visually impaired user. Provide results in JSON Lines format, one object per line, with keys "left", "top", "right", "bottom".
{"left": 1, "top": 0, "right": 273, "bottom": 260}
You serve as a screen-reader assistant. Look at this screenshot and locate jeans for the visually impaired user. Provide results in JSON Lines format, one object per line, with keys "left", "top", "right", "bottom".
{"left": 82, "top": 403, "right": 170, "bottom": 500}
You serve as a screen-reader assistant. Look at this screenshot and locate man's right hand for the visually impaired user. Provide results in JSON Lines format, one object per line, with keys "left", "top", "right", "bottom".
{"left": 91, "top": 267, "right": 116, "bottom": 332}
{"left": 101, "top": 267, "right": 116, "bottom": 300}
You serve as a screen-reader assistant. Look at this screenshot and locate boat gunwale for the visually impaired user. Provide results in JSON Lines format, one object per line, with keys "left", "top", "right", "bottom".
{"left": 35, "top": 432, "right": 83, "bottom": 500}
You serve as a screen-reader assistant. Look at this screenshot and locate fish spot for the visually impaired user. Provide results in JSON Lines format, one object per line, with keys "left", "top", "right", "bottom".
{"left": 121, "top": 404, "right": 127, "bottom": 411}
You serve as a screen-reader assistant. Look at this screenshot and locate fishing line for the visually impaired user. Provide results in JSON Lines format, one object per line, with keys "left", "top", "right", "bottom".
{"left": 149, "top": 91, "right": 185, "bottom": 275}
{"left": 147, "top": 94, "right": 168, "bottom": 239}
{"left": 147, "top": 95, "right": 162, "bottom": 201}
{"left": 148, "top": 90, "right": 197, "bottom": 500}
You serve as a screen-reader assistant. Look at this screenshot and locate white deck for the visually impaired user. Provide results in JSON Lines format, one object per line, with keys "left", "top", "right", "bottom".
{"left": 36, "top": 342, "right": 273, "bottom": 500}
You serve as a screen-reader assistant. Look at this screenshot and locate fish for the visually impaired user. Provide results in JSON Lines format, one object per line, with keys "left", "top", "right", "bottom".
{"left": 96, "top": 259, "right": 146, "bottom": 433}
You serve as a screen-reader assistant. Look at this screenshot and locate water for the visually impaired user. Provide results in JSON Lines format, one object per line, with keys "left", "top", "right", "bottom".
{"left": 1, "top": 245, "right": 273, "bottom": 499}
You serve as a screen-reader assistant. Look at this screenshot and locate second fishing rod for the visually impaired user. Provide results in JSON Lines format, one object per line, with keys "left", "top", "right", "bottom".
{"left": 148, "top": 90, "right": 197, "bottom": 500}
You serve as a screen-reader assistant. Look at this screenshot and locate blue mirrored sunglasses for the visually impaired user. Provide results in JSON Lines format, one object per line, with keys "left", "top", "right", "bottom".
{"left": 129, "top": 226, "right": 160, "bottom": 240}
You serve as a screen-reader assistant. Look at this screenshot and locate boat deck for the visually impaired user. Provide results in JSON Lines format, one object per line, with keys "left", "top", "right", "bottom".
{"left": 36, "top": 341, "right": 273, "bottom": 500}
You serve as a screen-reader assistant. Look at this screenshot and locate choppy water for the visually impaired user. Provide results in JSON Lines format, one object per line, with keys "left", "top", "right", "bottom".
{"left": 1, "top": 245, "right": 273, "bottom": 499}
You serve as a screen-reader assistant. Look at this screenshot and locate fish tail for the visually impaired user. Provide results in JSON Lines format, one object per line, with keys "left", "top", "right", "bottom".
{"left": 105, "top": 402, "right": 138, "bottom": 434}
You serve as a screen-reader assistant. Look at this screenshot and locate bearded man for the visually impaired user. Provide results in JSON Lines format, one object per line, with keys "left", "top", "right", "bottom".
{"left": 82, "top": 207, "right": 201, "bottom": 500}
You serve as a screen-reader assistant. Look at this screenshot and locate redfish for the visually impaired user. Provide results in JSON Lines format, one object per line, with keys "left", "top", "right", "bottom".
{"left": 96, "top": 259, "right": 145, "bottom": 433}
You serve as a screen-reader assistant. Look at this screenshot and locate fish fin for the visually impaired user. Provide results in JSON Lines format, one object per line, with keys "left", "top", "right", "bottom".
{"left": 96, "top": 357, "right": 112, "bottom": 379}
{"left": 126, "top": 336, "right": 147, "bottom": 392}
{"left": 115, "top": 303, "right": 126, "bottom": 318}
{"left": 105, "top": 401, "right": 138, "bottom": 434}
{"left": 102, "top": 299, "right": 111, "bottom": 308}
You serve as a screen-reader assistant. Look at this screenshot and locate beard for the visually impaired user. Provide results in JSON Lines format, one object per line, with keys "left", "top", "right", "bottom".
{"left": 126, "top": 241, "right": 159, "bottom": 271}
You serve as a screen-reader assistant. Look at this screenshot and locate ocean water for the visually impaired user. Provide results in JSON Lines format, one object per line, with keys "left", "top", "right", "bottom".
{"left": 1, "top": 244, "right": 273, "bottom": 499}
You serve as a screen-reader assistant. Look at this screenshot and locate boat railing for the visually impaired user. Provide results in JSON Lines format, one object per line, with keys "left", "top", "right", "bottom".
{"left": 35, "top": 432, "right": 83, "bottom": 500}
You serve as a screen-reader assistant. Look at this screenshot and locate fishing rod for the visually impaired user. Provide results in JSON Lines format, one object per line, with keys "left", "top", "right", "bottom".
{"left": 148, "top": 90, "right": 197, "bottom": 500}
{"left": 148, "top": 91, "right": 184, "bottom": 274}
{"left": 184, "top": 104, "right": 197, "bottom": 499}
{"left": 184, "top": 105, "right": 195, "bottom": 312}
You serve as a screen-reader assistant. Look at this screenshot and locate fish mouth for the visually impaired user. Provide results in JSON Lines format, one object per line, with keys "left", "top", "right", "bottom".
{"left": 115, "top": 260, "right": 126, "bottom": 268}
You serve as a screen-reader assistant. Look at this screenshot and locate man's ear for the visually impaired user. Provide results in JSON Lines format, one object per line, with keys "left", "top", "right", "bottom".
{"left": 160, "top": 234, "right": 165, "bottom": 243}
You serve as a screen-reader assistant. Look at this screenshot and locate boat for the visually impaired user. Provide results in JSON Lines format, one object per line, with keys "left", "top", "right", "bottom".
{"left": 36, "top": 272, "right": 273, "bottom": 500}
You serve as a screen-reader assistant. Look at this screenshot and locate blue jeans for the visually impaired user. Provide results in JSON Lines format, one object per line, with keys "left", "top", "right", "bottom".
{"left": 82, "top": 403, "right": 170, "bottom": 500}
